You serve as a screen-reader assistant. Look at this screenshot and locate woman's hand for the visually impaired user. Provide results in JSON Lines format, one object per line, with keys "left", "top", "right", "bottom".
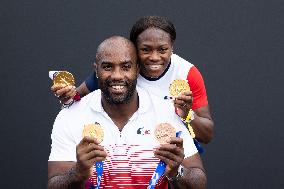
{"left": 173, "top": 90, "right": 193, "bottom": 119}
{"left": 51, "top": 84, "right": 77, "bottom": 104}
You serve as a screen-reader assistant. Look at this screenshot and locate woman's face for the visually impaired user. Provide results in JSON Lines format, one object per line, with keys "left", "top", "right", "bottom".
{"left": 136, "top": 28, "right": 173, "bottom": 78}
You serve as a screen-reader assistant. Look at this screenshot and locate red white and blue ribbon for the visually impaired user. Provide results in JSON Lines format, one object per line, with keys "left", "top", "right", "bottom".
{"left": 90, "top": 161, "right": 103, "bottom": 189}
{"left": 148, "top": 131, "right": 182, "bottom": 189}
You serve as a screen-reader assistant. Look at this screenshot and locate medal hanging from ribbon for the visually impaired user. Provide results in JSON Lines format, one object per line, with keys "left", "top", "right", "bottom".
{"left": 167, "top": 80, "right": 204, "bottom": 154}
{"left": 148, "top": 126, "right": 182, "bottom": 189}
{"left": 82, "top": 123, "right": 105, "bottom": 189}
{"left": 180, "top": 109, "right": 204, "bottom": 154}
{"left": 148, "top": 160, "right": 166, "bottom": 189}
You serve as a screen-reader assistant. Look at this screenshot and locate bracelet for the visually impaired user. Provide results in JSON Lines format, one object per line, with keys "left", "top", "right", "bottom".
{"left": 166, "top": 165, "right": 184, "bottom": 181}
{"left": 60, "top": 91, "right": 81, "bottom": 109}
{"left": 73, "top": 91, "right": 81, "bottom": 101}
{"left": 61, "top": 99, "right": 74, "bottom": 109}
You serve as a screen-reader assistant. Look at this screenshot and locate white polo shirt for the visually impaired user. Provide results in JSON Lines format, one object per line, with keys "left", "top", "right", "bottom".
{"left": 49, "top": 87, "right": 197, "bottom": 189}
{"left": 137, "top": 54, "right": 208, "bottom": 110}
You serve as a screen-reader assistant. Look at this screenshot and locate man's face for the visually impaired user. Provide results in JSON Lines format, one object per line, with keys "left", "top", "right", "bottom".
{"left": 96, "top": 43, "right": 139, "bottom": 104}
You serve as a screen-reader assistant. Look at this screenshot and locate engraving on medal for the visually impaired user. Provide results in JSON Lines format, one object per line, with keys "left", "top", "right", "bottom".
{"left": 169, "top": 79, "right": 190, "bottom": 97}
{"left": 82, "top": 123, "right": 104, "bottom": 143}
{"left": 154, "top": 123, "right": 176, "bottom": 144}
{"left": 52, "top": 71, "right": 75, "bottom": 86}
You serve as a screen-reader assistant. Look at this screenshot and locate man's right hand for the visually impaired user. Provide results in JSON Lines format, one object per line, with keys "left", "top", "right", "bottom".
{"left": 51, "top": 84, "right": 76, "bottom": 104}
{"left": 75, "top": 137, "right": 107, "bottom": 180}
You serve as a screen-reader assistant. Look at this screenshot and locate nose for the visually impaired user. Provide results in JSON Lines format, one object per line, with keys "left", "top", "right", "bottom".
{"left": 149, "top": 51, "right": 161, "bottom": 62}
{"left": 111, "top": 67, "right": 124, "bottom": 80}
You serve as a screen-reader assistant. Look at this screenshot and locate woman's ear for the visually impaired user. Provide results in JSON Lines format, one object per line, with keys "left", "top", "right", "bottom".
{"left": 136, "top": 62, "right": 140, "bottom": 75}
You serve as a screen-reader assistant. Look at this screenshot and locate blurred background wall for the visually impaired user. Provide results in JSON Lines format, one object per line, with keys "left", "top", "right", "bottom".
{"left": 1, "top": 0, "right": 283, "bottom": 188}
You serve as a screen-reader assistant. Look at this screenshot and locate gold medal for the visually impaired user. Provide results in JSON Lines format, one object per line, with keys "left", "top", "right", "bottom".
{"left": 154, "top": 123, "right": 176, "bottom": 144}
{"left": 53, "top": 71, "right": 75, "bottom": 86}
{"left": 169, "top": 79, "right": 190, "bottom": 97}
{"left": 82, "top": 123, "right": 104, "bottom": 143}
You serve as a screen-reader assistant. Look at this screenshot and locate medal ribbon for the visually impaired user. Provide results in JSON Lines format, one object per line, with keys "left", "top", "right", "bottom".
{"left": 148, "top": 131, "right": 182, "bottom": 189}
{"left": 95, "top": 161, "right": 103, "bottom": 189}
{"left": 89, "top": 161, "right": 103, "bottom": 189}
{"left": 193, "top": 139, "right": 204, "bottom": 154}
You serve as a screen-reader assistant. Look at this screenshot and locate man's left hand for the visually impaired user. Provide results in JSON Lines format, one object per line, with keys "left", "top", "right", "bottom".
{"left": 154, "top": 137, "right": 185, "bottom": 177}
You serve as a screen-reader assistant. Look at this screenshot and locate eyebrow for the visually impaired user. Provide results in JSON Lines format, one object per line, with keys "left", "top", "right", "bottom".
{"left": 139, "top": 43, "right": 170, "bottom": 47}
{"left": 121, "top": 61, "right": 133, "bottom": 64}
{"left": 100, "top": 60, "right": 133, "bottom": 65}
{"left": 100, "top": 61, "right": 112, "bottom": 65}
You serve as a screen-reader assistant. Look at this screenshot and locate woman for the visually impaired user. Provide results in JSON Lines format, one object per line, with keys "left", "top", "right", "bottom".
{"left": 52, "top": 16, "right": 214, "bottom": 144}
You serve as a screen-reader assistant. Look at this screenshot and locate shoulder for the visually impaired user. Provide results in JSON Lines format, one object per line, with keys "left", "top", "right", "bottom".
{"left": 171, "top": 54, "right": 194, "bottom": 67}
{"left": 170, "top": 54, "right": 195, "bottom": 78}
{"left": 52, "top": 90, "right": 102, "bottom": 141}
{"left": 57, "top": 90, "right": 101, "bottom": 119}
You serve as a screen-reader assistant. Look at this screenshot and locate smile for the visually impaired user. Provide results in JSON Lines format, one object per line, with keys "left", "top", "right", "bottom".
{"left": 109, "top": 85, "right": 127, "bottom": 93}
{"left": 147, "top": 64, "right": 163, "bottom": 70}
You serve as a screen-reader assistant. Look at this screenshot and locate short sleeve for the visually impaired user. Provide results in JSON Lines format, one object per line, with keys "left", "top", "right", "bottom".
{"left": 85, "top": 72, "right": 99, "bottom": 92}
{"left": 48, "top": 111, "right": 77, "bottom": 162}
{"left": 187, "top": 66, "right": 208, "bottom": 110}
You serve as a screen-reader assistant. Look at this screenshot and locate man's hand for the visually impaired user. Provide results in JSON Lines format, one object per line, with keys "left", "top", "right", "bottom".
{"left": 75, "top": 137, "right": 107, "bottom": 180}
{"left": 51, "top": 84, "right": 76, "bottom": 103}
{"left": 154, "top": 137, "right": 185, "bottom": 177}
{"left": 173, "top": 91, "right": 193, "bottom": 119}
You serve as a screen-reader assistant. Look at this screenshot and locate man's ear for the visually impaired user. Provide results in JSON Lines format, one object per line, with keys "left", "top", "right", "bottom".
{"left": 94, "top": 63, "right": 98, "bottom": 77}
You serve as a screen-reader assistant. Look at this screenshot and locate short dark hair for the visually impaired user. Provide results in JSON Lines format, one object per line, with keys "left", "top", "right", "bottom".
{"left": 95, "top": 36, "right": 136, "bottom": 63}
{"left": 130, "top": 16, "right": 176, "bottom": 45}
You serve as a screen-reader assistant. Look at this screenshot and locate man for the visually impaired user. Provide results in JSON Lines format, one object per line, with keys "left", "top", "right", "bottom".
{"left": 48, "top": 36, "right": 206, "bottom": 189}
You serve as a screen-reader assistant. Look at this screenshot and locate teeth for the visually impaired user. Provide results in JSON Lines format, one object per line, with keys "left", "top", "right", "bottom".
{"left": 111, "top": 85, "right": 124, "bottom": 90}
{"left": 149, "top": 65, "right": 162, "bottom": 69}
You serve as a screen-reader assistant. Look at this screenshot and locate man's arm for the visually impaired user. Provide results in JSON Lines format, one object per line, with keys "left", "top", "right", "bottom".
{"left": 154, "top": 137, "right": 207, "bottom": 189}
{"left": 48, "top": 161, "right": 85, "bottom": 189}
{"left": 48, "top": 137, "right": 107, "bottom": 189}
{"left": 168, "top": 154, "right": 207, "bottom": 189}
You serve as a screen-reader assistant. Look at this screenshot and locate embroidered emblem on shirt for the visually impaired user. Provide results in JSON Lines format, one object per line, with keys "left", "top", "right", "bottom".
{"left": 137, "top": 127, "right": 151, "bottom": 135}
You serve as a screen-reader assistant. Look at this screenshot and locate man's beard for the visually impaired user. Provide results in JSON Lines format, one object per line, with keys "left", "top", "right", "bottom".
{"left": 99, "top": 78, "right": 137, "bottom": 105}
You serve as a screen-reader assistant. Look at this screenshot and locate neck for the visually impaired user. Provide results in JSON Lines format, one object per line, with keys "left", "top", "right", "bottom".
{"left": 101, "top": 91, "right": 139, "bottom": 131}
